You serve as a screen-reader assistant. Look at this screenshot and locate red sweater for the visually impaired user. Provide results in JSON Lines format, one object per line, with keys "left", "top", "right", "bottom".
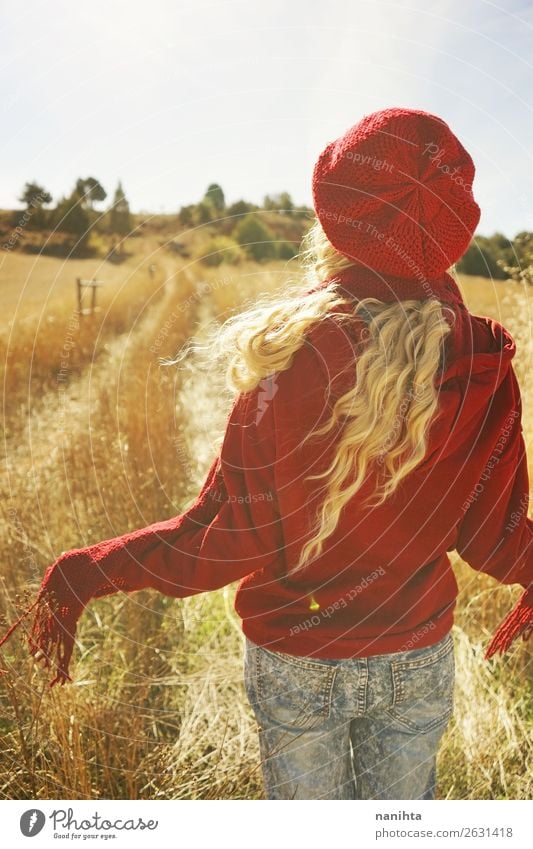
{"left": 177, "top": 284, "right": 532, "bottom": 658}
{"left": 1, "top": 273, "right": 531, "bottom": 685}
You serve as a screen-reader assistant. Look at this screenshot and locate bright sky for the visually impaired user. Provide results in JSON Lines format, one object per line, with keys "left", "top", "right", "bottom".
{"left": 1, "top": 0, "right": 532, "bottom": 237}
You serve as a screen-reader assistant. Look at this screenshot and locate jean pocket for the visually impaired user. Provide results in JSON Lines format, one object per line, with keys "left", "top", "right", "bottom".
{"left": 388, "top": 632, "right": 455, "bottom": 733}
{"left": 252, "top": 644, "right": 337, "bottom": 728}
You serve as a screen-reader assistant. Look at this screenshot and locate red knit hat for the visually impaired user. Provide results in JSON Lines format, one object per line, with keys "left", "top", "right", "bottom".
{"left": 312, "top": 106, "right": 480, "bottom": 280}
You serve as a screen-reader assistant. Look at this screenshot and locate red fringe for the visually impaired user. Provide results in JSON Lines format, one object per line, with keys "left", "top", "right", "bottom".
{"left": 484, "top": 586, "right": 533, "bottom": 659}
{"left": 0, "top": 589, "right": 76, "bottom": 688}
{"left": 0, "top": 598, "right": 40, "bottom": 676}
{"left": 28, "top": 594, "right": 76, "bottom": 687}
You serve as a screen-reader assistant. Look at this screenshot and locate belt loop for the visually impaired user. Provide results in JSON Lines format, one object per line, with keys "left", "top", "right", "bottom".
{"left": 358, "top": 656, "right": 369, "bottom": 716}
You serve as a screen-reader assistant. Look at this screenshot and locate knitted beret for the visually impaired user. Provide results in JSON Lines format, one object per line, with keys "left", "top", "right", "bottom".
{"left": 312, "top": 107, "right": 481, "bottom": 281}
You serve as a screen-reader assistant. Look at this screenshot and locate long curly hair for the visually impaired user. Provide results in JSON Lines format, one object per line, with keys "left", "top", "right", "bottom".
{"left": 161, "top": 219, "right": 454, "bottom": 576}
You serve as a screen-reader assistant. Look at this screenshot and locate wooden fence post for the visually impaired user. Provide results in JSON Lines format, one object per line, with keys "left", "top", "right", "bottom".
{"left": 76, "top": 278, "right": 104, "bottom": 316}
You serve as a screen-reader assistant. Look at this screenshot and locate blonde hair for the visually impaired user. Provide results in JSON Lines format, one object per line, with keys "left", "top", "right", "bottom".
{"left": 162, "top": 219, "right": 454, "bottom": 576}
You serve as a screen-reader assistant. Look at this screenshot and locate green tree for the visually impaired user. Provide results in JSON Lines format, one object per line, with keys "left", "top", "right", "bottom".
{"left": 227, "top": 199, "right": 257, "bottom": 219}
{"left": 497, "top": 231, "right": 533, "bottom": 286}
{"left": 203, "top": 183, "right": 225, "bottom": 211}
{"left": 293, "top": 204, "right": 314, "bottom": 218}
{"left": 18, "top": 181, "right": 53, "bottom": 228}
{"left": 263, "top": 192, "right": 294, "bottom": 214}
{"left": 75, "top": 177, "right": 107, "bottom": 210}
{"left": 277, "top": 240, "right": 298, "bottom": 259}
{"left": 178, "top": 204, "right": 196, "bottom": 227}
{"left": 195, "top": 198, "right": 217, "bottom": 225}
{"left": 278, "top": 191, "right": 294, "bottom": 214}
{"left": 109, "top": 180, "right": 132, "bottom": 235}
{"left": 456, "top": 234, "right": 510, "bottom": 279}
{"left": 19, "top": 181, "right": 52, "bottom": 209}
{"left": 233, "top": 214, "right": 277, "bottom": 262}
{"left": 51, "top": 190, "right": 91, "bottom": 251}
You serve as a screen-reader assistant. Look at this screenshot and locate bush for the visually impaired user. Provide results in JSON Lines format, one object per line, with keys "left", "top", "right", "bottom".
{"left": 178, "top": 205, "right": 196, "bottom": 227}
{"left": 276, "top": 240, "right": 298, "bottom": 260}
{"left": 233, "top": 214, "right": 277, "bottom": 262}
{"left": 51, "top": 191, "right": 90, "bottom": 239}
{"left": 197, "top": 235, "right": 243, "bottom": 266}
{"left": 226, "top": 200, "right": 258, "bottom": 220}
{"left": 263, "top": 192, "right": 294, "bottom": 214}
{"left": 456, "top": 233, "right": 514, "bottom": 279}
{"left": 195, "top": 199, "right": 218, "bottom": 225}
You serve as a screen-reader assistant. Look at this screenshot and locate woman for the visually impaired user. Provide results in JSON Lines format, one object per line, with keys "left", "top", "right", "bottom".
{"left": 1, "top": 106, "right": 531, "bottom": 800}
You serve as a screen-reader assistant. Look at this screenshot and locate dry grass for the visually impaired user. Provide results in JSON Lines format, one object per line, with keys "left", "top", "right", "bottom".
{"left": 0, "top": 255, "right": 531, "bottom": 799}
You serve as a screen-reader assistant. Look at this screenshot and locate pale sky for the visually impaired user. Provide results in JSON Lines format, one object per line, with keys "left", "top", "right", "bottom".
{"left": 1, "top": 0, "right": 532, "bottom": 237}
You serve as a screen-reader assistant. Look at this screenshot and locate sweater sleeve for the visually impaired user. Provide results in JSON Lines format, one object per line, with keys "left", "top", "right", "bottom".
{"left": 0, "top": 387, "right": 283, "bottom": 687}
{"left": 139, "top": 384, "right": 283, "bottom": 596}
{"left": 454, "top": 364, "right": 532, "bottom": 591}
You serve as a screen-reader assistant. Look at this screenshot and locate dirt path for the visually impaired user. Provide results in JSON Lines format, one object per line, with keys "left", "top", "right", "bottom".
{"left": 2, "top": 253, "right": 187, "bottom": 472}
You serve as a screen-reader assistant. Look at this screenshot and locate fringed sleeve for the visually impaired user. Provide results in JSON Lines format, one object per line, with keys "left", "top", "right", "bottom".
{"left": 0, "top": 389, "right": 282, "bottom": 687}
{"left": 454, "top": 366, "right": 533, "bottom": 658}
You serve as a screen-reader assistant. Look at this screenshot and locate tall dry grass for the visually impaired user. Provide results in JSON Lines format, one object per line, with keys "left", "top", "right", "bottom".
{"left": 0, "top": 256, "right": 531, "bottom": 799}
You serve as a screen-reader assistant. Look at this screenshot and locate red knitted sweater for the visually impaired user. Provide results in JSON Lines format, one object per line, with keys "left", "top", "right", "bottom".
{"left": 0, "top": 269, "right": 532, "bottom": 686}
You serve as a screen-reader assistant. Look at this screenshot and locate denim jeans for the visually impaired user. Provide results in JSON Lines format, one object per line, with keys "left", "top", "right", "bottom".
{"left": 243, "top": 630, "right": 455, "bottom": 800}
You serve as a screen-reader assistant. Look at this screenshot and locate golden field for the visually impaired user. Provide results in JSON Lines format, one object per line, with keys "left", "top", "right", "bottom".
{"left": 0, "top": 245, "right": 531, "bottom": 799}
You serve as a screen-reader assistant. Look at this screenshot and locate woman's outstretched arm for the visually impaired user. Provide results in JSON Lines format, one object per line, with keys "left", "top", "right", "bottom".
{"left": 0, "top": 386, "right": 283, "bottom": 686}
{"left": 453, "top": 364, "right": 533, "bottom": 656}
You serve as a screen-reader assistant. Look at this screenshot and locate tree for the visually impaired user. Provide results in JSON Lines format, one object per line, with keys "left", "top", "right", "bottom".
{"left": 263, "top": 192, "right": 294, "bottom": 214}
{"left": 277, "top": 240, "right": 298, "bottom": 259}
{"left": 195, "top": 198, "right": 217, "bottom": 225}
{"left": 497, "top": 231, "right": 533, "bottom": 286}
{"left": 278, "top": 192, "right": 294, "bottom": 214}
{"left": 18, "top": 181, "right": 53, "bottom": 228}
{"left": 233, "top": 214, "right": 277, "bottom": 262}
{"left": 19, "top": 181, "right": 52, "bottom": 209}
{"left": 293, "top": 204, "right": 314, "bottom": 218}
{"left": 109, "top": 180, "right": 132, "bottom": 235}
{"left": 178, "top": 204, "right": 196, "bottom": 227}
{"left": 51, "top": 189, "right": 91, "bottom": 250}
{"left": 203, "top": 183, "right": 225, "bottom": 211}
{"left": 456, "top": 234, "right": 510, "bottom": 279}
{"left": 227, "top": 199, "right": 257, "bottom": 219}
{"left": 75, "top": 177, "right": 107, "bottom": 210}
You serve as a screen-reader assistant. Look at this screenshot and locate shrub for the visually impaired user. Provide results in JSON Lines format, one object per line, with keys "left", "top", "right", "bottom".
{"left": 456, "top": 233, "right": 514, "bottom": 279}
{"left": 197, "top": 235, "right": 243, "bottom": 266}
{"left": 276, "top": 240, "right": 298, "bottom": 259}
{"left": 195, "top": 199, "right": 218, "bottom": 225}
{"left": 233, "top": 214, "right": 277, "bottom": 262}
{"left": 226, "top": 200, "right": 258, "bottom": 219}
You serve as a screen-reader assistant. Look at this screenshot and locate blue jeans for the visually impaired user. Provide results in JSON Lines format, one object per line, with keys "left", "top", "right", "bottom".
{"left": 243, "top": 630, "right": 455, "bottom": 800}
